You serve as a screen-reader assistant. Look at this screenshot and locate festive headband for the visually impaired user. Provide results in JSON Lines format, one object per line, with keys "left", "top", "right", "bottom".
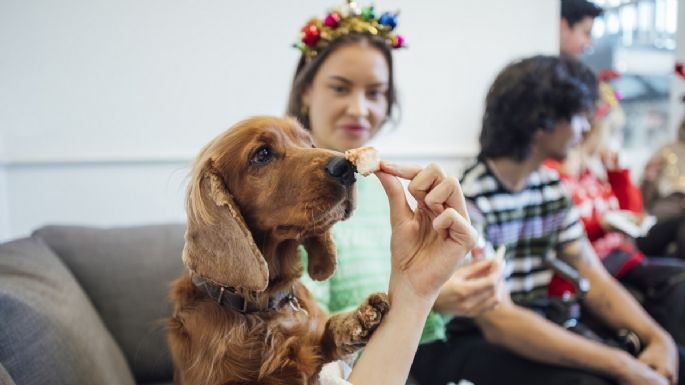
{"left": 294, "top": 0, "right": 405, "bottom": 58}
{"left": 595, "top": 69, "right": 622, "bottom": 120}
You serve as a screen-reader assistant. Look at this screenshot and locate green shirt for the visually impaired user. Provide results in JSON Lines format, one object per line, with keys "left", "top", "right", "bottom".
{"left": 300, "top": 175, "right": 448, "bottom": 344}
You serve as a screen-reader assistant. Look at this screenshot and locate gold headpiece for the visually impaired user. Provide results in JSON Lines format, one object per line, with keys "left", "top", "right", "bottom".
{"left": 294, "top": 1, "right": 405, "bottom": 58}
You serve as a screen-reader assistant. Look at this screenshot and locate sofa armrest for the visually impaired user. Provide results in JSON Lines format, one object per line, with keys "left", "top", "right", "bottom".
{"left": 0, "top": 362, "right": 17, "bottom": 385}
{"left": 0, "top": 236, "right": 135, "bottom": 385}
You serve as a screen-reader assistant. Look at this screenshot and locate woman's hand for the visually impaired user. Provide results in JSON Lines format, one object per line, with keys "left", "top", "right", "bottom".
{"left": 375, "top": 162, "right": 477, "bottom": 307}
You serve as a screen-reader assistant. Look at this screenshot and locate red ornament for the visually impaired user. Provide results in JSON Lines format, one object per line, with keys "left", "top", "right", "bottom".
{"left": 676, "top": 62, "right": 685, "bottom": 80}
{"left": 301, "top": 24, "right": 320, "bottom": 46}
{"left": 324, "top": 13, "right": 341, "bottom": 28}
{"left": 392, "top": 34, "right": 405, "bottom": 48}
{"left": 599, "top": 69, "right": 620, "bottom": 82}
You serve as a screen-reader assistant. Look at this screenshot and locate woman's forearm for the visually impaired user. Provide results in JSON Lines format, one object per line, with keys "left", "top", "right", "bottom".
{"left": 348, "top": 293, "right": 432, "bottom": 385}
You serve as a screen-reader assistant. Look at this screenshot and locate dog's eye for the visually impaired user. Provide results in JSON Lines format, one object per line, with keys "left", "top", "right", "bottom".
{"left": 250, "top": 146, "right": 273, "bottom": 165}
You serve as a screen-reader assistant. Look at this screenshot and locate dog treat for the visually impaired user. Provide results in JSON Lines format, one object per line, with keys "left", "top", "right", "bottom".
{"left": 345, "top": 146, "right": 381, "bottom": 176}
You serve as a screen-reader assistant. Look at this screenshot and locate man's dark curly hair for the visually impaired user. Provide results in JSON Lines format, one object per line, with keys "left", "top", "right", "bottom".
{"left": 479, "top": 55, "right": 598, "bottom": 161}
{"left": 561, "top": 0, "right": 603, "bottom": 27}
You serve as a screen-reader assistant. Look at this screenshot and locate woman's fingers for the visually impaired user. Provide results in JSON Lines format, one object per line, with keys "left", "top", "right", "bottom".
{"left": 425, "top": 176, "right": 470, "bottom": 222}
{"left": 375, "top": 171, "right": 413, "bottom": 227}
{"left": 424, "top": 177, "right": 461, "bottom": 215}
{"left": 433, "top": 208, "right": 477, "bottom": 249}
{"left": 380, "top": 162, "right": 422, "bottom": 180}
{"left": 382, "top": 162, "right": 443, "bottom": 204}
{"left": 384, "top": 162, "right": 470, "bottom": 223}
{"left": 408, "top": 164, "right": 443, "bottom": 207}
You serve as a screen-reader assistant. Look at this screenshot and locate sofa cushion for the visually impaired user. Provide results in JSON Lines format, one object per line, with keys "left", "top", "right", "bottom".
{"left": 0, "top": 236, "right": 135, "bottom": 385}
{"left": 34, "top": 224, "right": 186, "bottom": 383}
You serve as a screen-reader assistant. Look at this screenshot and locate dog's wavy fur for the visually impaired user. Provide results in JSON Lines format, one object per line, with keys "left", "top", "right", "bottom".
{"left": 168, "top": 116, "right": 389, "bottom": 385}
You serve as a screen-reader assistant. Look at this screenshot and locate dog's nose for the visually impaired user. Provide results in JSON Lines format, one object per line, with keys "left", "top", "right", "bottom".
{"left": 325, "top": 156, "right": 356, "bottom": 187}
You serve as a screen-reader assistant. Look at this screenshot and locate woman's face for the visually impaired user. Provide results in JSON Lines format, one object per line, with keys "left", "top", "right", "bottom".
{"left": 302, "top": 42, "right": 390, "bottom": 152}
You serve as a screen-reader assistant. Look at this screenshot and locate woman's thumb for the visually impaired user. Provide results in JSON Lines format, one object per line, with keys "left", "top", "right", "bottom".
{"left": 375, "top": 171, "right": 413, "bottom": 226}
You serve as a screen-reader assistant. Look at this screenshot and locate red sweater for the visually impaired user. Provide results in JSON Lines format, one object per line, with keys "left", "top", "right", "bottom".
{"left": 544, "top": 160, "right": 645, "bottom": 295}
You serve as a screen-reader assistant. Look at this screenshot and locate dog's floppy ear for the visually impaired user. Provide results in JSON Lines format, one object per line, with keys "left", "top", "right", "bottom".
{"left": 182, "top": 161, "right": 269, "bottom": 291}
{"left": 303, "top": 231, "right": 337, "bottom": 281}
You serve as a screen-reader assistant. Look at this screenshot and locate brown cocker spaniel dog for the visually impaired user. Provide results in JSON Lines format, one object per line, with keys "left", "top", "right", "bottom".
{"left": 168, "top": 116, "right": 389, "bottom": 385}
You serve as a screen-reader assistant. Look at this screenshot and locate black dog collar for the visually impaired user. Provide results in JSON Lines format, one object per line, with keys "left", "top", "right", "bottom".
{"left": 191, "top": 275, "right": 303, "bottom": 314}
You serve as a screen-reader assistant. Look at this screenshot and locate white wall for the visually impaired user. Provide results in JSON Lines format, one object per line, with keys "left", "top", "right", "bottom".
{"left": 0, "top": 0, "right": 559, "bottom": 242}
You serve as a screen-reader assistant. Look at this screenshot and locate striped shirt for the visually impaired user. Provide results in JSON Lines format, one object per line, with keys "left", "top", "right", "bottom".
{"left": 460, "top": 160, "right": 585, "bottom": 303}
{"left": 300, "top": 175, "right": 448, "bottom": 343}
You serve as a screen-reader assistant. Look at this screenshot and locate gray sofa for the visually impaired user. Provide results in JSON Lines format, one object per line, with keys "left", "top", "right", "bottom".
{"left": 0, "top": 224, "right": 186, "bottom": 385}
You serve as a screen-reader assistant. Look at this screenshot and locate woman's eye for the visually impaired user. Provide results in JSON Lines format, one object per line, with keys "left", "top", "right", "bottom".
{"left": 331, "top": 85, "right": 349, "bottom": 94}
{"left": 367, "top": 89, "right": 382, "bottom": 99}
{"left": 251, "top": 146, "right": 273, "bottom": 165}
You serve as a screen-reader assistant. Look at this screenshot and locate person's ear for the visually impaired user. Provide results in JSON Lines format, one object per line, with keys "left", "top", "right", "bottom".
{"left": 531, "top": 122, "right": 550, "bottom": 147}
{"left": 560, "top": 18, "right": 571, "bottom": 34}
{"left": 301, "top": 87, "right": 312, "bottom": 111}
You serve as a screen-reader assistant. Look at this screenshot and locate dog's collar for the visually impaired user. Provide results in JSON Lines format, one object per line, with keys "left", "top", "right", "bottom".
{"left": 191, "top": 275, "right": 303, "bottom": 314}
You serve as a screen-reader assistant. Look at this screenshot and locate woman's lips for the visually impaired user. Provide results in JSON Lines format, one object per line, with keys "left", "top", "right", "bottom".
{"left": 339, "top": 124, "right": 369, "bottom": 137}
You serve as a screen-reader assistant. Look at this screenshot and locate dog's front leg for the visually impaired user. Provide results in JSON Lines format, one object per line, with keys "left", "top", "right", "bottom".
{"left": 319, "top": 292, "right": 390, "bottom": 361}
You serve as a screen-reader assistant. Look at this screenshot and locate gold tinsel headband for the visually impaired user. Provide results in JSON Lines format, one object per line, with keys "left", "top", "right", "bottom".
{"left": 293, "top": 1, "right": 405, "bottom": 58}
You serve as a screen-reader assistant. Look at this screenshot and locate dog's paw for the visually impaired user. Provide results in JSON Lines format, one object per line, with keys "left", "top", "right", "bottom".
{"left": 330, "top": 292, "right": 389, "bottom": 355}
{"left": 351, "top": 292, "right": 389, "bottom": 340}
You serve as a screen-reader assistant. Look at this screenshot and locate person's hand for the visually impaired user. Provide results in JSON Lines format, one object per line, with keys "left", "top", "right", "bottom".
{"left": 638, "top": 332, "right": 679, "bottom": 385}
{"left": 375, "top": 163, "right": 477, "bottom": 306}
{"left": 598, "top": 210, "right": 642, "bottom": 234}
{"left": 601, "top": 150, "right": 620, "bottom": 170}
{"left": 616, "top": 353, "right": 670, "bottom": 385}
{"left": 433, "top": 258, "right": 504, "bottom": 317}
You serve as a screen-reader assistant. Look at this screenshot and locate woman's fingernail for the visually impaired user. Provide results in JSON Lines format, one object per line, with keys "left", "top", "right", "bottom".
{"left": 383, "top": 162, "right": 399, "bottom": 171}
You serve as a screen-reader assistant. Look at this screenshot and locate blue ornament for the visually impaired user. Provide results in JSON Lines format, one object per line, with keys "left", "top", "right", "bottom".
{"left": 379, "top": 12, "right": 397, "bottom": 30}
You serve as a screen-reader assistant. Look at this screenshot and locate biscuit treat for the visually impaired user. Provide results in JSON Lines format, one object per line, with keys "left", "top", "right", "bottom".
{"left": 345, "top": 146, "right": 381, "bottom": 176}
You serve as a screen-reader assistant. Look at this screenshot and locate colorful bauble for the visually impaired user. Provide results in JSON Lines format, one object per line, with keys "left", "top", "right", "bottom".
{"left": 324, "top": 12, "right": 341, "bottom": 28}
{"left": 361, "top": 6, "right": 375, "bottom": 20}
{"left": 301, "top": 24, "right": 320, "bottom": 46}
{"left": 392, "top": 34, "right": 405, "bottom": 48}
{"left": 378, "top": 12, "right": 397, "bottom": 30}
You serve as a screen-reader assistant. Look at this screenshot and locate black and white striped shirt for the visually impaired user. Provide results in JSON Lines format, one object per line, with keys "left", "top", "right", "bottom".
{"left": 460, "top": 160, "right": 585, "bottom": 303}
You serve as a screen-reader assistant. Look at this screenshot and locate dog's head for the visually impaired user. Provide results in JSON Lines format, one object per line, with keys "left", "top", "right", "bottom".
{"left": 183, "top": 116, "right": 356, "bottom": 292}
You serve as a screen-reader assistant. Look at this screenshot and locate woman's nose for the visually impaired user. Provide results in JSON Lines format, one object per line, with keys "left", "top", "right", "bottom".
{"left": 346, "top": 92, "right": 369, "bottom": 118}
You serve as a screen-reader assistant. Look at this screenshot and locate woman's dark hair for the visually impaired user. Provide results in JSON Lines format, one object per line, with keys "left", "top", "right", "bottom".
{"left": 561, "top": 0, "right": 603, "bottom": 27}
{"left": 479, "top": 55, "right": 598, "bottom": 161}
{"left": 286, "top": 33, "right": 398, "bottom": 130}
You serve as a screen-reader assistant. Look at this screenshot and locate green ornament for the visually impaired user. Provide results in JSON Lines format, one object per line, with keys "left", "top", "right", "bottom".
{"left": 361, "top": 6, "right": 374, "bottom": 20}
{"left": 293, "top": 41, "right": 305, "bottom": 50}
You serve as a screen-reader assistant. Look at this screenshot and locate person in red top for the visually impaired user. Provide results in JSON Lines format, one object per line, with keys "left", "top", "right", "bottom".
{"left": 545, "top": 76, "right": 685, "bottom": 347}
{"left": 545, "top": 145, "right": 645, "bottom": 281}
